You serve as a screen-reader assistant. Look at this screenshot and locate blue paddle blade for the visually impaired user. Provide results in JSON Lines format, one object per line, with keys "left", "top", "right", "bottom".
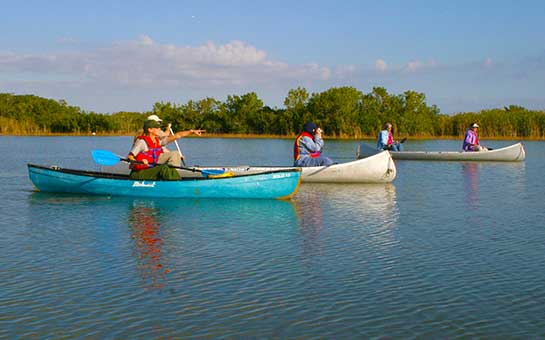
{"left": 201, "top": 169, "right": 225, "bottom": 175}
{"left": 92, "top": 150, "right": 123, "bottom": 166}
{"left": 199, "top": 169, "right": 225, "bottom": 178}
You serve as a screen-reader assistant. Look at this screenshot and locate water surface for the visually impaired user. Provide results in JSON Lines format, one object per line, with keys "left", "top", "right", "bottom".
{"left": 1, "top": 137, "right": 544, "bottom": 338}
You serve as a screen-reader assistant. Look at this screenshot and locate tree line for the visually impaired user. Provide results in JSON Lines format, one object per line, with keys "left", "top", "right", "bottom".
{"left": 1, "top": 89, "right": 544, "bottom": 138}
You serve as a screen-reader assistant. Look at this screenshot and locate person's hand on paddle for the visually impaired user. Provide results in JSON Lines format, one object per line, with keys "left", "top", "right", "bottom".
{"left": 127, "top": 153, "right": 146, "bottom": 165}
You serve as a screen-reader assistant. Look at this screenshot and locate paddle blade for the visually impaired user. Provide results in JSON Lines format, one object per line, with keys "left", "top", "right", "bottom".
{"left": 92, "top": 150, "right": 122, "bottom": 166}
{"left": 199, "top": 168, "right": 233, "bottom": 178}
{"left": 201, "top": 169, "right": 226, "bottom": 176}
{"left": 207, "top": 171, "right": 235, "bottom": 179}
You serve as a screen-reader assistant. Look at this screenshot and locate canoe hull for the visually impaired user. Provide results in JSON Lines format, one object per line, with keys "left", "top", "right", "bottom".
{"left": 359, "top": 142, "right": 525, "bottom": 162}
{"left": 197, "top": 151, "right": 397, "bottom": 183}
{"left": 28, "top": 164, "right": 301, "bottom": 199}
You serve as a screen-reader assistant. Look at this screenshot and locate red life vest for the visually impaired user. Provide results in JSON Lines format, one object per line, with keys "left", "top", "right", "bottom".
{"left": 293, "top": 131, "right": 321, "bottom": 161}
{"left": 131, "top": 135, "right": 164, "bottom": 171}
{"left": 387, "top": 132, "right": 393, "bottom": 145}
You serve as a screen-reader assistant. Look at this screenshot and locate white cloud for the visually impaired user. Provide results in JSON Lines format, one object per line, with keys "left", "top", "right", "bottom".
{"left": 2, "top": 38, "right": 544, "bottom": 114}
{"left": 406, "top": 60, "right": 423, "bottom": 72}
{"left": 0, "top": 36, "right": 331, "bottom": 88}
{"left": 404, "top": 59, "right": 439, "bottom": 73}
{"left": 375, "top": 59, "right": 388, "bottom": 72}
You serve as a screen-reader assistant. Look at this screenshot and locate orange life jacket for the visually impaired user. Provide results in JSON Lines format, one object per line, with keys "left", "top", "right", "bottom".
{"left": 293, "top": 131, "right": 321, "bottom": 161}
{"left": 131, "top": 135, "right": 164, "bottom": 171}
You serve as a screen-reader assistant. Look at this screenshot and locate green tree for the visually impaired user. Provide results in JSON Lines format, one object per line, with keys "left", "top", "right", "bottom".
{"left": 284, "top": 87, "right": 309, "bottom": 135}
{"left": 306, "top": 87, "right": 363, "bottom": 137}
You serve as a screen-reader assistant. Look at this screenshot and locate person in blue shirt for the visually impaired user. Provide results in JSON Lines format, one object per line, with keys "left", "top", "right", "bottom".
{"left": 377, "top": 122, "right": 404, "bottom": 151}
{"left": 293, "top": 122, "right": 334, "bottom": 167}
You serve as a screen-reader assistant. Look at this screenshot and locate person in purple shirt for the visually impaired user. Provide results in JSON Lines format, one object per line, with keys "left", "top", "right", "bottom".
{"left": 463, "top": 123, "right": 488, "bottom": 151}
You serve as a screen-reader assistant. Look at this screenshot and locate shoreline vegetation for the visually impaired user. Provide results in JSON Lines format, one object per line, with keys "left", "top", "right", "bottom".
{"left": 1, "top": 132, "right": 541, "bottom": 141}
{"left": 2, "top": 88, "right": 544, "bottom": 139}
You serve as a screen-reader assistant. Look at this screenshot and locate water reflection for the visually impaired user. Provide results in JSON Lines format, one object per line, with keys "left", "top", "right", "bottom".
{"left": 293, "top": 187, "right": 324, "bottom": 257}
{"left": 294, "top": 183, "right": 399, "bottom": 255}
{"left": 27, "top": 193, "right": 301, "bottom": 291}
{"left": 125, "top": 198, "right": 301, "bottom": 291}
{"left": 462, "top": 161, "right": 527, "bottom": 210}
{"left": 128, "top": 200, "right": 169, "bottom": 290}
{"left": 463, "top": 163, "right": 480, "bottom": 208}
{"left": 299, "top": 183, "right": 398, "bottom": 222}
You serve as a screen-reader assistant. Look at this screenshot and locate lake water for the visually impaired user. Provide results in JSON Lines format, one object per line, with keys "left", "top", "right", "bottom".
{"left": 1, "top": 136, "right": 544, "bottom": 338}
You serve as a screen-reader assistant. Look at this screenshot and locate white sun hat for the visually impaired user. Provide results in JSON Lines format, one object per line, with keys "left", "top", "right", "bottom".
{"left": 147, "top": 114, "right": 162, "bottom": 122}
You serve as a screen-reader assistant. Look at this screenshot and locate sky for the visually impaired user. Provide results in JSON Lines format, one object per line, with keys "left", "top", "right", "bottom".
{"left": 1, "top": 0, "right": 545, "bottom": 115}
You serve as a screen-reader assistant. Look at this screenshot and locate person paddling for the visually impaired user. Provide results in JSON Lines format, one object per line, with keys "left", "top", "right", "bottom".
{"left": 463, "top": 123, "right": 488, "bottom": 151}
{"left": 377, "top": 122, "right": 404, "bottom": 151}
{"left": 146, "top": 114, "right": 186, "bottom": 163}
{"left": 127, "top": 119, "right": 204, "bottom": 180}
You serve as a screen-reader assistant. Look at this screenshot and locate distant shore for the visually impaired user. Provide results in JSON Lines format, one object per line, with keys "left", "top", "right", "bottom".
{"left": 1, "top": 132, "right": 541, "bottom": 140}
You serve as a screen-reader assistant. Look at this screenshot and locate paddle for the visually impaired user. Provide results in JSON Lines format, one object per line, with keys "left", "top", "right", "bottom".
{"left": 169, "top": 125, "right": 186, "bottom": 166}
{"left": 91, "top": 149, "right": 229, "bottom": 177}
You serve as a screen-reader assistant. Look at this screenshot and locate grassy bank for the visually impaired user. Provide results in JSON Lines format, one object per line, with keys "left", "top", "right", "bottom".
{"left": 1, "top": 132, "right": 542, "bottom": 141}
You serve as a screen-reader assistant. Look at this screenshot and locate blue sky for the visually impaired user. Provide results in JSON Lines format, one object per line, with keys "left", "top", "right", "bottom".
{"left": 1, "top": 0, "right": 545, "bottom": 114}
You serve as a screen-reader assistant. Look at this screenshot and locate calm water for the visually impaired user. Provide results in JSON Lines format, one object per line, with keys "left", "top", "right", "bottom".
{"left": 1, "top": 136, "right": 545, "bottom": 338}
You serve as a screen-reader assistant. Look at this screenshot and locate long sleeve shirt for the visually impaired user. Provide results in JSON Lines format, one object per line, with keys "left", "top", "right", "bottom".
{"left": 376, "top": 130, "right": 391, "bottom": 150}
{"left": 294, "top": 135, "right": 325, "bottom": 166}
{"left": 463, "top": 129, "right": 479, "bottom": 151}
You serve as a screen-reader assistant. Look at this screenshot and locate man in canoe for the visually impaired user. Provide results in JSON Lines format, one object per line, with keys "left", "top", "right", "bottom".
{"left": 294, "top": 122, "right": 333, "bottom": 167}
{"left": 146, "top": 114, "right": 185, "bottom": 161}
{"left": 377, "top": 122, "right": 404, "bottom": 151}
{"left": 463, "top": 123, "right": 488, "bottom": 151}
{"left": 127, "top": 119, "right": 204, "bottom": 180}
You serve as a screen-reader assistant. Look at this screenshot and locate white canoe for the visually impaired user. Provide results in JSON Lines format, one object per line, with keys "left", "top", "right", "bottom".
{"left": 197, "top": 150, "right": 397, "bottom": 183}
{"left": 358, "top": 142, "right": 525, "bottom": 162}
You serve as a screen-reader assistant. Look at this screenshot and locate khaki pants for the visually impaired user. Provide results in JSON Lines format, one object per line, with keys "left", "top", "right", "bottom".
{"left": 157, "top": 151, "right": 182, "bottom": 167}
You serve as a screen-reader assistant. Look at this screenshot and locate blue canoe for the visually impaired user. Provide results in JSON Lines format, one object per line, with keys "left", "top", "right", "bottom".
{"left": 28, "top": 164, "right": 301, "bottom": 199}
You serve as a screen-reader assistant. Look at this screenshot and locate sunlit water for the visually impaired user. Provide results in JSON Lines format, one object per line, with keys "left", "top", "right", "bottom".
{"left": 1, "top": 136, "right": 544, "bottom": 338}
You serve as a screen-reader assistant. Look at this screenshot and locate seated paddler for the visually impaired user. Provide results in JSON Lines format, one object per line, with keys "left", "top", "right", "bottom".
{"left": 463, "top": 123, "right": 488, "bottom": 151}
{"left": 377, "top": 122, "right": 404, "bottom": 151}
{"left": 293, "top": 121, "right": 333, "bottom": 167}
{"left": 127, "top": 119, "right": 204, "bottom": 180}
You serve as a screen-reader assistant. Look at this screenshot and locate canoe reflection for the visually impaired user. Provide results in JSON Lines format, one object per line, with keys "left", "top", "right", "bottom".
{"left": 293, "top": 183, "right": 399, "bottom": 257}
{"left": 462, "top": 161, "right": 526, "bottom": 209}
{"left": 295, "top": 183, "right": 398, "bottom": 222}
{"left": 126, "top": 198, "right": 300, "bottom": 290}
